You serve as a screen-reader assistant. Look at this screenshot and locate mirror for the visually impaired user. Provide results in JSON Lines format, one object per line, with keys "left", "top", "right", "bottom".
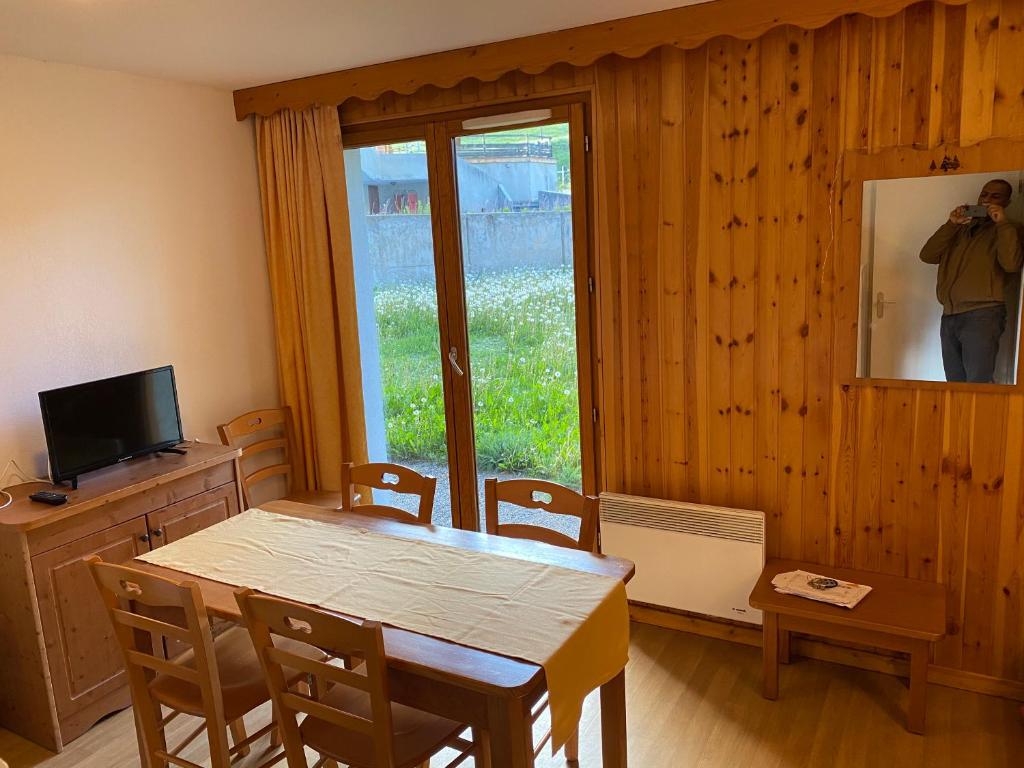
{"left": 858, "top": 171, "right": 1024, "bottom": 384}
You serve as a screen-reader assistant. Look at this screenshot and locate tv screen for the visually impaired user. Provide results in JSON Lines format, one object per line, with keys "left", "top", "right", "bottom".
{"left": 39, "top": 366, "right": 184, "bottom": 485}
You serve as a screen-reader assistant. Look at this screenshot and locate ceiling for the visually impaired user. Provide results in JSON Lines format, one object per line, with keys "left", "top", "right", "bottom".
{"left": 0, "top": 0, "right": 714, "bottom": 91}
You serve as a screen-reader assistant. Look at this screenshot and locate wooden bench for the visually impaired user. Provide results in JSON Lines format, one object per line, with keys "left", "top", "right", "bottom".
{"left": 749, "top": 558, "right": 946, "bottom": 734}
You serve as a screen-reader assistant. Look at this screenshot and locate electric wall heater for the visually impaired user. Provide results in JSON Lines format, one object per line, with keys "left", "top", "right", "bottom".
{"left": 599, "top": 493, "right": 766, "bottom": 625}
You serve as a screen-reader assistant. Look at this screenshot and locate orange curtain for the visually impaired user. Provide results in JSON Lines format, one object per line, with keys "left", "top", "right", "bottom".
{"left": 255, "top": 105, "right": 367, "bottom": 491}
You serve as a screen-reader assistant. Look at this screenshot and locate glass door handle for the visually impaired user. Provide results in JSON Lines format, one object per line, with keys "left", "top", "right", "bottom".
{"left": 448, "top": 347, "right": 465, "bottom": 376}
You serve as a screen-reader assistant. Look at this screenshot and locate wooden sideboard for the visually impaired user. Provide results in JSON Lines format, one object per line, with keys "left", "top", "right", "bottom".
{"left": 0, "top": 441, "right": 242, "bottom": 752}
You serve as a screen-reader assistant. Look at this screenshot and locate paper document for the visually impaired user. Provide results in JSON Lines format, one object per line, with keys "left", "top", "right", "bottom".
{"left": 771, "top": 569, "right": 872, "bottom": 609}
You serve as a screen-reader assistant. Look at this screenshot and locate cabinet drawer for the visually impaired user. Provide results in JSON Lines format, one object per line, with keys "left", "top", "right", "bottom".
{"left": 27, "top": 461, "right": 236, "bottom": 555}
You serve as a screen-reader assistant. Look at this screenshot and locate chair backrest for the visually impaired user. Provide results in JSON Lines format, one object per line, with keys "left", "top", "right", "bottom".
{"left": 341, "top": 462, "right": 436, "bottom": 525}
{"left": 484, "top": 478, "right": 599, "bottom": 551}
{"left": 235, "top": 588, "right": 398, "bottom": 768}
{"left": 87, "top": 556, "right": 232, "bottom": 766}
{"left": 218, "top": 407, "right": 299, "bottom": 508}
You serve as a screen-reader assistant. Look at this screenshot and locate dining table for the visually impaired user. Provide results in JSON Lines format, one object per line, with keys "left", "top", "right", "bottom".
{"left": 131, "top": 498, "right": 636, "bottom": 768}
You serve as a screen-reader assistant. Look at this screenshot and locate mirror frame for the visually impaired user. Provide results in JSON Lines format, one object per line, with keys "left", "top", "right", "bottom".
{"left": 839, "top": 138, "right": 1024, "bottom": 392}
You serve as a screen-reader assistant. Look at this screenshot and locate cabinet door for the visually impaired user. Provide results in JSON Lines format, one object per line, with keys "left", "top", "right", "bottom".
{"left": 31, "top": 516, "right": 151, "bottom": 722}
{"left": 147, "top": 482, "right": 239, "bottom": 547}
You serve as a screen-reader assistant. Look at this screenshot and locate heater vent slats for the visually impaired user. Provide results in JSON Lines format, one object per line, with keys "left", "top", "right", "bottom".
{"left": 599, "top": 493, "right": 765, "bottom": 545}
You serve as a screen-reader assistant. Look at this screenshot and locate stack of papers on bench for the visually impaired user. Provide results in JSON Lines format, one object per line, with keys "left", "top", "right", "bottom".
{"left": 772, "top": 570, "right": 872, "bottom": 609}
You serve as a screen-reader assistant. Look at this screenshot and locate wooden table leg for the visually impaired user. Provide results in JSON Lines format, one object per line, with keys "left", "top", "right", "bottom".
{"left": 907, "top": 641, "right": 929, "bottom": 734}
{"left": 486, "top": 696, "right": 534, "bottom": 768}
{"left": 779, "top": 628, "right": 791, "bottom": 665}
{"left": 762, "top": 611, "right": 779, "bottom": 700}
{"left": 600, "top": 669, "right": 627, "bottom": 768}
{"left": 474, "top": 728, "right": 493, "bottom": 768}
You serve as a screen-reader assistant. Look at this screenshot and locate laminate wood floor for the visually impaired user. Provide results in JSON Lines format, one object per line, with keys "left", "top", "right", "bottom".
{"left": 1, "top": 623, "right": 1020, "bottom": 768}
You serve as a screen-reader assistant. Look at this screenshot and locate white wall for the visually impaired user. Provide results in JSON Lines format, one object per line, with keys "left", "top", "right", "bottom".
{"left": 0, "top": 54, "right": 278, "bottom": 478}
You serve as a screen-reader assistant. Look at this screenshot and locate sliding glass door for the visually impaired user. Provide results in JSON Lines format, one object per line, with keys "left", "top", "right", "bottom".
{"left": 343, "top": 138, "right": 455, "bottom": 526}
{"left": 343, "top": 102, "right": 595, "bottom": 530}
{"left": 448, "top": 115, "right": 589, "bottom": 532}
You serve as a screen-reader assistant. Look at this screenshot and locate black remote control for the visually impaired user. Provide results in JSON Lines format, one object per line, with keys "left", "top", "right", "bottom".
{"left": 29, "top": 491, "right": 68, "bottom": 506}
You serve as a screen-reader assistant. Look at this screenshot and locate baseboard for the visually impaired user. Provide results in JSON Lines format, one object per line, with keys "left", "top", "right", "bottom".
{"left": 629, "top": 603, "right": 762, "bottom": 646}
{"left": 629, "top": 602, "right": 1024, "bottom": 702}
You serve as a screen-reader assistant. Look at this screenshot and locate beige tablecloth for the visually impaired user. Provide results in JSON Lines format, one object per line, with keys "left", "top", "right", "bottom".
{"left": 138, "top": 508, "right": 629, "bottom": 749}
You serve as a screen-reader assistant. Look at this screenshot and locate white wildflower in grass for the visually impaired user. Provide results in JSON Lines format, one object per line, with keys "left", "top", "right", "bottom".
{"left": 374, "top": 265, "right": 582, "bottom": 486}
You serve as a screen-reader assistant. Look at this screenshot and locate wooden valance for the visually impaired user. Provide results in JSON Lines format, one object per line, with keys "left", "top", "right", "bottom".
{"left": 232, "top": 0, "right": 969, "bottom": 120}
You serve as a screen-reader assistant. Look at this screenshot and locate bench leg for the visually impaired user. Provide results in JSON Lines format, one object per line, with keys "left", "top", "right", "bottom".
{"left": 779, "top": 628, "right": 791, "bottom": 665}
{"left": 762, "top": 611, "right": 779, "bottom": 700}
{"left": 907, "top": 641, "right": 929, "bottom": 734}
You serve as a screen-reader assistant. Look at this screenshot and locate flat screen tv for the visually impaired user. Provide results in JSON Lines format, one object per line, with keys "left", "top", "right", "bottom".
{"left": 39, "top": 366, "right": 184, "bottom": 487}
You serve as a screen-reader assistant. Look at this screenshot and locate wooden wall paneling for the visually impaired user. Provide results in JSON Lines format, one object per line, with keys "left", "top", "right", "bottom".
{"left": 961, "top": 394, "right": 1009, "bottom": 672}
{"left": 940, "top": 3, "right": 968, "bottom": 145}
{"left": 993, "top": 395, "right": 1023, "bottom": 679}
{"left": 777, "top": 27, "right": 813, "bottom": 558}
{"left": 831, "top": 18, "right": 870, "bottom": 569}
{"left": 852, "top": 388, "right": 886, "bottom": 572}
{"left": 494, "top": 71, "right": 518, "bottom": 101}
{"left": 960, "top": 0, "right": 1000, "bottom": 144}
{"left": 611, "top": 59, "right": 645, "bottom": 494}
{"left": 900, "top": 3, "right": 940, "bottom": 147}
{"left": 636, "top": 54, "right": 667, "bottom": 498}
{"left": 457, "top": 78, "right": 482, "bottom": 108}
{"left": 993, "top": 0, "right": 1024, "bottom": 137}
{"left": 840, "top": 15, "right": 875, "bottom": 152}
{"left": 906, "top": 390, "right": 945, "bottom": 582}
{"left": 869, "top": 12, "right": 906, "bottom": 152}
{"left": 657, "top": 47, "right": 691, "bottom": 501}
{"left": 683, "top": 46, "right": 713, "bottom": 503}
{"left": 831, "top": 387, "right": 860, "bottom": 567}
{"left": 803, "top": 19, "right": 842, "bottom": 565}
{"left": 1012, "top": 395, "right": 1024, "bottom": 682}
{"left": 728, "top": 37, "right": 759, "bottom": 512}
{"left": 935, "top": 392, "right": 974, "bottom": 668}
{"left": 706, "top": 38, "right": 735, "bottom": 506}
{"left": 925, "top": 6, "right": 950, "bottom": 147}
{"left": 878, "top": 388, "right": 915, "bottom": 575}
{"left": 755, "top": 27, "right": 786, "bottom": 547}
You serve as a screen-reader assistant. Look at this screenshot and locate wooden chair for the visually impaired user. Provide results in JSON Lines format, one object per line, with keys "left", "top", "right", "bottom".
{"left": 87, "top": 557, "right": 324, "bottom": 768}
{"left": 341, "top": 462, "right": 437, "bottom": 525}
{"left": 235, "top": 588, "right": 478, "bottom": 768}
{"left": 484, "top": 477, "right": 599, "bottom": 551}
{"left": 483, "top": 477, "right": 600, "bottom": 763}
{"left": 218, "top": 407, "right": 346, "bottom": 511}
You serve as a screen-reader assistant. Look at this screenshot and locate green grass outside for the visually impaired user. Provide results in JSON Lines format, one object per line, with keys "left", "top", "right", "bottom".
{"left": 375, "top": 267, "right": 582, "bottom": 488}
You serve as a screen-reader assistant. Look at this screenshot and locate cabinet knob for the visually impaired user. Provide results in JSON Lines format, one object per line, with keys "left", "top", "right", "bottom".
{"left": 139, "top": 533, "right": 150, "bottom": 542}
{"left": 152, "top": 529, "right": 164, "bottom": 538}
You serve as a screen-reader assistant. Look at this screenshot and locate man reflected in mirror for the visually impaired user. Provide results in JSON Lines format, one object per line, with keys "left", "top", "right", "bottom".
{"left": 919, "top": 179, "right": 1024, "bottom": 383}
